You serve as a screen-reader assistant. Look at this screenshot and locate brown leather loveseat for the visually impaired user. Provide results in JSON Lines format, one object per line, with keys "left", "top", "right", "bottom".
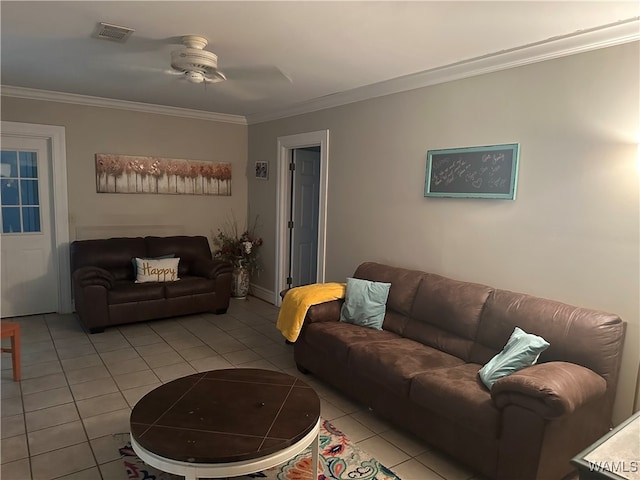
{"left": 293, "top": 262, "right": 626, "bottom": 480}
{"left": 71, "top": 235, "right": 232, "bottom": 333}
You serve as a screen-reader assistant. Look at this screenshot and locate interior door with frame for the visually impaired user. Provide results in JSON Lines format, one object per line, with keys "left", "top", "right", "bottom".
{"left": 276, "top": 129, "right": 329, "bottom": 306}
{"left": 290, "top": 147, "right": 321, "bottom": 287}
{"left": 1, "top": 136, "right": 58, "bottom": 317}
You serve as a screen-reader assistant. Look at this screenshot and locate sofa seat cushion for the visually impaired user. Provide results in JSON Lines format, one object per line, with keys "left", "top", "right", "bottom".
{"left": 410, "top": 363, "right": 500, "bottom": 438}
{"left": 164, "top": 276, "right": 216, "bottom": 298}
{"left": 302, "top": 322, "right": 400, "bottom": 364}
{"left": 108, "top": 281, "right": 165, "bottom": 305}
{"left": 348, "top": 338, "right": 465, "bottom": 396}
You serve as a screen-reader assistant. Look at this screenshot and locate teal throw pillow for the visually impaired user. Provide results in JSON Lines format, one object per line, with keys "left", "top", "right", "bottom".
{"left": 478, "top": 326, "right": 550, "bottom": 389}
{"left": 340, "top": 277, "right": 391, "bottom": 330}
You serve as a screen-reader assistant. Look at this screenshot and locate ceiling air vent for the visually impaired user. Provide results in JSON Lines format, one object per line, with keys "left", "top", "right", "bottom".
{"left": 94, "top": 22, "right": 135, "bottom": 42}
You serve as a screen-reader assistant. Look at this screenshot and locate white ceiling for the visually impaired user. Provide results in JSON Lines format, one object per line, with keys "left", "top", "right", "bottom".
{"left": 1, "top": 1, "right": 639, "bottom": 124}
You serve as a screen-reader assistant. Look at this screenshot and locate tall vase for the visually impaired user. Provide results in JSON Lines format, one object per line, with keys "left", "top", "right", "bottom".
{"left": 231, "top": 265, "right": 250, "bottom": 299}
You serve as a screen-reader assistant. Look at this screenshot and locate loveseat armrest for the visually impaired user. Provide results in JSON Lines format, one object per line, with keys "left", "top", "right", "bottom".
{"left": 191, "top": 259, "right": 233, "bottom": 279}
{"left": 72, "top": 266, "right": 114, "bottom": 289}
{"left": 491, "top": 361, "right": 607, "bottom": 419}
{"left": 306, "top": 300, "right": 343, "bottom": 324}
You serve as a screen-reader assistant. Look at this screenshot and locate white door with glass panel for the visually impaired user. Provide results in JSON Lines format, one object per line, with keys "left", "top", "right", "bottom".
{"left": 1, "top": 137, "right": 58, "bottom": 317}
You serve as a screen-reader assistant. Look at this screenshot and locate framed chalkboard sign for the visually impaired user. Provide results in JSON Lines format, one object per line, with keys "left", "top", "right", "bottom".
{"left": 425, "top": 144, "right": 520, "bottom": 199}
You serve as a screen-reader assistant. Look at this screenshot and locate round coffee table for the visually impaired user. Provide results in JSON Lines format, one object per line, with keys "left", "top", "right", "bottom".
{"left": 129, "top": 368, "right": 321, "bottom": 480}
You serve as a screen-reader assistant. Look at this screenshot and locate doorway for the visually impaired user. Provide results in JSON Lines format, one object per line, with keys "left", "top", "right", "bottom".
{"left": 275, "top": 130, "right": 329, "bottom": 306}
{"left": 289, "top": 146, "right": 320, "bottom": 287}
{"left": 0, "top": 121, "right": 72, "bottom": 316}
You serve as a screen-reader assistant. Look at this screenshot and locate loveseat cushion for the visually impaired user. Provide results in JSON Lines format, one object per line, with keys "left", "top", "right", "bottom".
{"left": 146, "top": 236, "right": 212, "bottom": 277}
{"left": 71, "top": 237, "right": 146, "bottom": 281}
{"left": 410, "top": 363, "right": 500, "bottom": 438}
{"left": 108, "top": 281, "right": 165, "bottom": 305}
{"left": 73, "top": 266, "right": 114, "bottom": 288}
{"left": 164, "top": 276, "right": 217, "bottom": 298}
{"left": 191, "top": 259, "right": 233, "bottom": 279}
{"left": 348, "top": 338, "right": 464, "bottom": 396}
{"left": 301, "top": 322, "right": 400, "bottom": 364}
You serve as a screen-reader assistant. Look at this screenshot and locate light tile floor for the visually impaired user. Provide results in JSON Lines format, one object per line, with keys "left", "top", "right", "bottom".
{"left": 1, "top": 297, "right": 483, "bottom": 480}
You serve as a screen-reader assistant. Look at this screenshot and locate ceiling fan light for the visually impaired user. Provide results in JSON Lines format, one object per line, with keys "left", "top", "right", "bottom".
{"left": 185, "top": 71, "right": 205, "bottom": 84}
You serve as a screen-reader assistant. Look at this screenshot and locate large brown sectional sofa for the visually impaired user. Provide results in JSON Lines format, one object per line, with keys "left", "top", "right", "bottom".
{"left": 70, "top": 235, "right": 232, "bottom": 333}
{"left": 293, "top": 262, "right": 626, "bottom": 480}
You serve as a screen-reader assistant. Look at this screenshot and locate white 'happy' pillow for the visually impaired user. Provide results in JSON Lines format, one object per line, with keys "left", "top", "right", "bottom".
{"left": 134, "top": 257, "right": 180, "bottom": 283}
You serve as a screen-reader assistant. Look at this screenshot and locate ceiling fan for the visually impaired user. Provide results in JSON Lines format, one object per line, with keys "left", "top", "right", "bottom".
{"left": 169, "top": 35, "right": 227, "bottom": 84}
{"left": 94, "top": 24, "right": 292, "bottom": 99}
{"left": 167, "top": 34, "right": 292, "bottom": 89}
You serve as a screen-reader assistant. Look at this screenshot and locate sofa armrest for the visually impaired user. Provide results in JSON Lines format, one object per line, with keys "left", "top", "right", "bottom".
{"left": 191, "top": 259, "right": 233, "bottom": 279}
{"left": 72, "top": 266, "right": 114, "bottom": 289}
{"left": 491, "top": 361, "right": 607, "bottom": 419}
{"left": 306, "top": 299, "right": 343, "bottom": 323}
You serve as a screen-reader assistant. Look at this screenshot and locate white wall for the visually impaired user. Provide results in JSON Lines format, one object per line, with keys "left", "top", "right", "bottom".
{"left": 248, "top": 42, "right": 640, "bottom": 424}
{"left": 0, "top": 97, "right": 248, "bottom": 243}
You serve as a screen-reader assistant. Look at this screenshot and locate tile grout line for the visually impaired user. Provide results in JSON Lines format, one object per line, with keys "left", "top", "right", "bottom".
{"left": 42, "top": 312, "right": 102, "bottom": 480}
{"left": 6, "top": 300, "right": 474, "bottom": 480}
{"left": 18, "top": 315, "right": 42, "bottom": 479}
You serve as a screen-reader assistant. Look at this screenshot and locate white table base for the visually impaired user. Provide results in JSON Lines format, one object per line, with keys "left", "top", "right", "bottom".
{"left": 131, "top": 418, "right": 321, "bottom": 480}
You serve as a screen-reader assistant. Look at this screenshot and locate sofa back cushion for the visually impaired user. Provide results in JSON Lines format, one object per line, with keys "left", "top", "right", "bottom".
{"left": 145, "top": 236, "right": 212, "bottom": 277}
{"left": 406, "top": 274, "right": 493, "bottom": 361}
{"left": 71, "top": 237, "right": 146, "bottom": 281}
{"left": 470, "top": 289, "right": 626, "bottom": 385}
{"left": 353, "top": 262, "right": 424, "bottom": 335}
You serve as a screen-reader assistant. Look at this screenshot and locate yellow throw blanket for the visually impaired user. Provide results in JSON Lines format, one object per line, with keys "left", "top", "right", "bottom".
{"left": 276, "top": 282, "right": 346, "bottom": 342}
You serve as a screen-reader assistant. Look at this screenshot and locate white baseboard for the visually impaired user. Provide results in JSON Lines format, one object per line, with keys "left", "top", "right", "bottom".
{"left": 250, "top": 284, "right": 276, "bottom": 305}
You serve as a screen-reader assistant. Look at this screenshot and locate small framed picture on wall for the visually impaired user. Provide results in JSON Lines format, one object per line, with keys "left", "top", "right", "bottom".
{"left": 255, "top": 161, "right": 268, "bottom": 180}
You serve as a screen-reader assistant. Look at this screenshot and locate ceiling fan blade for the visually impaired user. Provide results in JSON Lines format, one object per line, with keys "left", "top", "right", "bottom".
{"left": 114, "top": 64, "right": 184, "bottom": 76}
{"left": 206, "top": 80, "right": 266, "bottom": 101}
{"left": 203, "top": 76, "right": 226, "bottom": 85}
{"left": 110, "top": 35, "right": 183, "bottom": 54}
{"left": 221, "top": 65, "right": 292, "bottom": 83}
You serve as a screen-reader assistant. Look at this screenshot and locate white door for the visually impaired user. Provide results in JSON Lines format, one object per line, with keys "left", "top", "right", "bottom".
{"left": 1, "top": 137, "right": 58, "bottom": 317}
{"left": 290, "top": 147, "right": 320, "bottom": 287}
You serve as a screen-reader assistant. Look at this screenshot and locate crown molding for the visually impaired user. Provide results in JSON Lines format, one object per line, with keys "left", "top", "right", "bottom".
{"left": 0, "top": 86, "right": 248, "bottom": 125}
{"left": 2, "top": 17, "right": 637, "bottom": 127}
{"left": 247, "top": 17, "right": 640, "bottom": 125}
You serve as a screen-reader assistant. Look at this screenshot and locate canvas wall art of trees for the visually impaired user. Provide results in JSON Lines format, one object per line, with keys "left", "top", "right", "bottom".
{"left": 95, "top": 154, "right": 232, "bottom": 196}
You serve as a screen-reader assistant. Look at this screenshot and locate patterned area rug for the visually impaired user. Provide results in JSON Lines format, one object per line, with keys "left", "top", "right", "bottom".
{"left": 117, "top": 418, "right": 400, "bottom": 480}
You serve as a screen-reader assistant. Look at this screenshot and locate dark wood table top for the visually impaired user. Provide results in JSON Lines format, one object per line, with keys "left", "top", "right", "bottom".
{"left": 130, "top": 368, "right": 320, "bottom": 464}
